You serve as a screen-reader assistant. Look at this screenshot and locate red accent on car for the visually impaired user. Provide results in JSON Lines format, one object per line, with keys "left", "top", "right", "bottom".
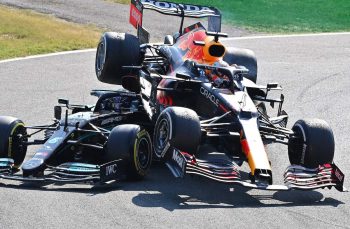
{"left": 177, "top": 30, "right": 206, "bottom": 61}
{"left": 129, "top": 3, "right": 142, "bottom": 29}
{"left": 241, "top": 139, "right": 250, "bottom": 157}
{"left": 219, "top": 104, "right": 228, "bottom": 113}
{"left": 180, "top": 151, "right": 197, "bottom": 165}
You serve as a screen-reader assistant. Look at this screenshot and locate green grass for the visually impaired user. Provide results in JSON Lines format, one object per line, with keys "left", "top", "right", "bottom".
{"left": 0, "top": 5, "right": 101, "bottom": 60}
{"left": 112, "top": 0, "right": 350, "bottom": 33}
{"left": 172, "top": 0, "right": 350, "bottom": 33}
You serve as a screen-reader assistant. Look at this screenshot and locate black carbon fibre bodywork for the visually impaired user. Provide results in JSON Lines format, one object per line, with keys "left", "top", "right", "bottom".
{"left": 0, "top": 90, "right": 152, "bottom": 184}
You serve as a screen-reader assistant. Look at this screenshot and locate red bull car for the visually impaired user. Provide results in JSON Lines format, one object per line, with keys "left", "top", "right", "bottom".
{"left": 94, "top": 0, "right": 346, "bottom": 191}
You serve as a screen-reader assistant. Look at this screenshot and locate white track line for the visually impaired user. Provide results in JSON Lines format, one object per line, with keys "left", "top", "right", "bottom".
{"left": 0, "top": 32, "right": 349, "bottom": 63}
{"left": 0, "top": 48, "right": 96, "bottom": 64}
{"left": 222, "top": 32, "right": 350, "bottom": 41}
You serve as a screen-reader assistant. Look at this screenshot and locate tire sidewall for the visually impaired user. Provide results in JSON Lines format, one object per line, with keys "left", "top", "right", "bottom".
{"left": 0, "top": 117, "right": 27, "bottom": 167}
{"left": 95, "top": 36, "right": 107, "bottom": 80}
{"left": 106, "top": 124, "right": 152, "bottom": 179}
{"left": 288, "top": 119, "right": 335, "bottom": 168}
{"left": 289, "top": 121, "right": 308, "bottom": 165}
{"left": 153, "top": 107, "right": 201, "bottom": 156}
{"left": 94, "top": 32, "right": 141, "bottom": 85}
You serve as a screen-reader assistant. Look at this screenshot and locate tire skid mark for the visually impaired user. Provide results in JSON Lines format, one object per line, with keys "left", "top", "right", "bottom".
{"left": 286, "top": 209, "right": 349, "bottom": 229}
{"left": 296, "top": 72, "right": 340, "bottom": 115}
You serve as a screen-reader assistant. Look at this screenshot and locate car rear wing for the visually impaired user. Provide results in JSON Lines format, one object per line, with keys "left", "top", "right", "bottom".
{"left": 130, "top": 0, "right": 222, "bottom": 41}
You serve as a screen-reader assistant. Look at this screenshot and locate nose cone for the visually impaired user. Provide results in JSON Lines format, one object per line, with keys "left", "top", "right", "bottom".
{"left": 22, "top": 158, "right": 45, "bottom": 176}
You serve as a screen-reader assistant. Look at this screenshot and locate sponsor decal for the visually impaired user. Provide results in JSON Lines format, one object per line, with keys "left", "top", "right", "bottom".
{"left": 48, "top": 137, "right": 63, "bottom": 144}
{"left": 200, "top": 87, "right": 219, "bottom": 107}
{"left": 34, "top": 151, "right": 49, "bottom": 158}
{"left": 44, "top": 145, "right": 52, "bottom": 150}
{"left": 334, "top": 168, "right": 344, "bottom": 182}
{"left": 141, "top": 0, "right": 212, "bottom": 12}
{"left": 172, "top": 149, "right": 185, "bottom": 171}
{"left": 130, "top": 0, "right": 143, "bottom": 28}
{"left": 105, "top": 164, "right": 117, "bottom": 176}
{"left": 101, "top": 116, "right": 123, "bottom": 126}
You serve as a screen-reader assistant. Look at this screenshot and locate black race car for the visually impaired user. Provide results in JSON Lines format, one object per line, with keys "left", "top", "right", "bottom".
{"left": 94, "top": 0, "right": 346, "bottom": 191}
{"left": 0, "top": 90, "right": 153, "bottom": 183}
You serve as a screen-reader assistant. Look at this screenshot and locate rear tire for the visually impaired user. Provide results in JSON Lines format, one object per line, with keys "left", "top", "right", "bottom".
{"left": 95, "top": 32, "right": 141, "bottom": 85}
{"left": 105, "top": 124, "right": 152, "bottom": 180}
{"left": 223, "top": 47, "right": 258, "bottom": 83}
{"left": 288, "top": 119, "right": 334, "bottom": 168}
{"left": 0, "top": 116, "right": 27, "bottom": 168}
{"left": 153, "top": 107, "right": 201, "bottom": 159}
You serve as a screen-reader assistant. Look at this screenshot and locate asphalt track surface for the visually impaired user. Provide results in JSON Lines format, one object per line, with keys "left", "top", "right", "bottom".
{"left": 0, "top": 33, "right": 349, "bottom": 228}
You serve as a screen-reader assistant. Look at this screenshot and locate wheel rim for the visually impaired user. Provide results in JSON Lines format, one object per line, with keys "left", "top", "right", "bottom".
{"left": 155, "top": 118, "right": 170, "bottom": 157}
{"left": 288, "top": 125, "right": 305, "bottom": 165}
{"left": 137, "top": 137, "right": 151, "bottom": 169}
{"left": 96, "top": 40, "right": 106, "bottom": 73}
{"left": 11, "top": 125, "right": 28, "bottom": 167}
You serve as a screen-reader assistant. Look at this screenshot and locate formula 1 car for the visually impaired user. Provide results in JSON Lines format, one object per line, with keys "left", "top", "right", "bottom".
{"left": 94, "top": 0, "right": 346, "bottom": 191}
{"left": 0, "top": 90, "right": 153, "bottom": 184}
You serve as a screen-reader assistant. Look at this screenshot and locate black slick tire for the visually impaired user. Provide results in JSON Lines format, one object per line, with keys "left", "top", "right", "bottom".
{"left": 223, "top": 47, "right": 258, "bottom": 83}
{"left": 153, "top": 107, "right": 201, "bottom": 159}
{"left": 95, "top": 32, "right": 141, "bottom": 85}
{"left": 105, "top": 124, "right": 152, "bottom": 180}
{"left": 0, "top": 116, "right": 27, "bottom": 168}
{"left": 288, "top": 119, "right": 335, "bottom": 168}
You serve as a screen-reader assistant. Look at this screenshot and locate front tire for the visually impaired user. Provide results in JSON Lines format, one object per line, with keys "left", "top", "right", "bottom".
{"left": 288, "top": 119, "right": 334, "bottom": 168}
{"left": 153, "top": 107, "right": 201, "bottom": 159}
{"left": 105, "top": 124, "right": 152, "bottom": 180}
{"left": 0, "top": 116, "right": 28, "bottom": 168}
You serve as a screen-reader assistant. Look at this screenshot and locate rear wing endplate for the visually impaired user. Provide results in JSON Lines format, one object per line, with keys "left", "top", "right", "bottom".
{"left": 130, "top": 0, "right": 222, "bottom": 38}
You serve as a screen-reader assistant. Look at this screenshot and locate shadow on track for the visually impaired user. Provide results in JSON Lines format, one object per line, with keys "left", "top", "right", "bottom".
{"left": 0, "top": 164, "right": 344, "bottom": 209}
{"left": 126, "top": 165, "right": 344, "bottom": 211}
{"left": 0, "top": 181, "right": 122, "bottom": 196}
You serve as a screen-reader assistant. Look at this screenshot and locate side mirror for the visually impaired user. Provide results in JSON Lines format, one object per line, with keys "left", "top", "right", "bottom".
{"left": 176, "top": 72, "right": 191, "bottom": 80}
{"left": 58, "top": 98, "right": 69, "bottom": 106}
{"left": 193, "top": 40, "right": 205, "bottom": 46}
{"left": 54, "top": 106, "right": 62, "bottom": 120}
{"left": 267, "top": 83, "right": 279, "bottom": 90}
